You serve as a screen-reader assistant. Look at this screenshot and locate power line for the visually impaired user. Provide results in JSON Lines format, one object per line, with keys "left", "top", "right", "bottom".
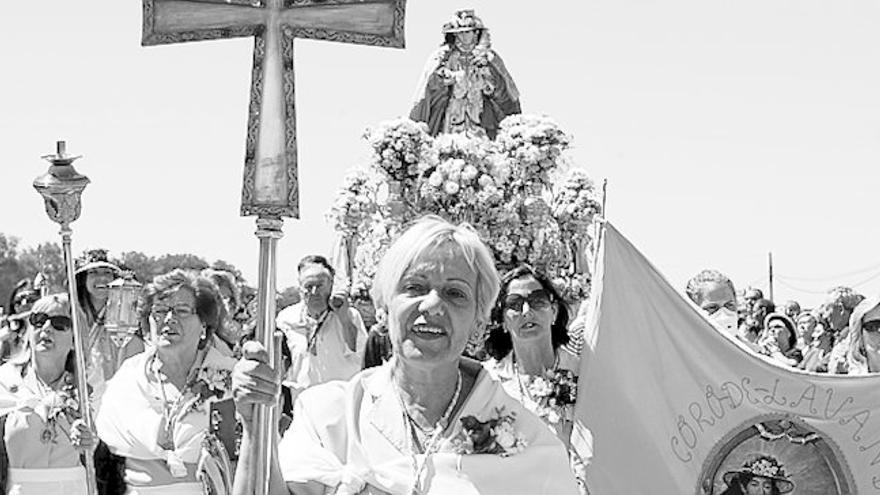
{"left": 775, "top": 261, "right": 880, "bottom": 282}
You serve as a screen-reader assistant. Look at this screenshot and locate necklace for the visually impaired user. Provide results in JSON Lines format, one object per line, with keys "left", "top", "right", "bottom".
{"left": 150, "top": 351, "right": 206, "bottom": 450}
{"left": 512, "top": 352, "right": 558, "bottom": 404}
{"left": 32, "top": 369, "right": 66, "bottom": 444}
{"left": 394, "top": 370, "right": 463, "bottom": 495}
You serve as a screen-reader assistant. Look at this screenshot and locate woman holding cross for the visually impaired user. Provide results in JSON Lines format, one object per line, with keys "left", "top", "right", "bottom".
{"left": 232, "top": 216, "right": 579, "bottom": 494}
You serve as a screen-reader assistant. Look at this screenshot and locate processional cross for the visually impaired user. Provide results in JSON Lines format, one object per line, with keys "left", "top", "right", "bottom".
{"left": 141, "top": 1, "right": 406, "bottom": 493}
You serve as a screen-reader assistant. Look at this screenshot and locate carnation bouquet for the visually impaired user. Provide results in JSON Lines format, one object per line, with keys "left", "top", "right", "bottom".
{"left": 452, "top": 407, "right": 528, "bottom": 457}
{"left": 523, "top": 369, "right": 578, "bottom": 424}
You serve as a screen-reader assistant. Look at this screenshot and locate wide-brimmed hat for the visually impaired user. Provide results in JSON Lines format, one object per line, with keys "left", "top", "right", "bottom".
{"left": 74, "top": 249, "right": 121, "bottom": 279}
{"left": 442, "top": 9, "right": 485, "bottom": 34}
{"left": 723, "top": 455, "right": 795, "bottom": 493}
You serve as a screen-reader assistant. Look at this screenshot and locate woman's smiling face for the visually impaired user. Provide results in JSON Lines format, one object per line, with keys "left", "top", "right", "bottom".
{"left": 387, "top": 241, "right": 478, "bottom": 367}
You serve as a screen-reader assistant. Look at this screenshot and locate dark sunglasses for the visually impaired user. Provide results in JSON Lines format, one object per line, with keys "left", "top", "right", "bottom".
{"left": 503, "top": 290, "right": 553, "bottom": 312}
{"left": 863, "top": 320, "right": 880, "bottom": 333}
{"left": 28, "top": 312, "right": 72, "bottom": 331}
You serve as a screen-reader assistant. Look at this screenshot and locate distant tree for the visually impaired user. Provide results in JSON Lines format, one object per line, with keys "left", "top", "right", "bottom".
{"left": 211, "top": 260, "right": 244, "bottom": 283}
{"left": 114, "top": 251, "right": 155, "bottom": 284}
{"left": 19, "top": 242, "right": 65, "bottom": 293}
{"left": 0, "top": 234, "right": 25, "bottom": 311}
{"left": 154, "top": 254, "right": 209, "bottom": 275}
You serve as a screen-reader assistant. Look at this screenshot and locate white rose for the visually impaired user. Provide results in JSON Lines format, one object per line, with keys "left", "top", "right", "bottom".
{"left": 444, "top": 181, "right": 460, "bottom": 195}
{"left": 428, "top": 172, "right": 443, "bottom": 187}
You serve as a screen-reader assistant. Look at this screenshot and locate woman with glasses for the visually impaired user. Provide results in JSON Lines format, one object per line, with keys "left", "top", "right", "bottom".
{"left": 484, "top": 265, "right": 590, "bottom": 492}
{"left": 843, "top": 295, "right": 880, "bottom": 374}
{"left": 0, "top": 294, "right": 96, "bottom": 495}
{"left": 96, "top": 269, "right": 236, "bottom": 495}
{"left": 484, "top": 265, "right": 577, "bottom": 429}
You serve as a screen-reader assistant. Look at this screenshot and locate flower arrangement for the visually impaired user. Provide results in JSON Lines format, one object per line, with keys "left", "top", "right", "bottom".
{"left": 363, "top": 118, "right": 434, "bottom": 186}
{"left": 329, "top": 115, "right": 602, "bottom": 339}
{"left": 524, "top": 369, "right": 578, "bottom": 424}
{"left": 452, "top": 407, "right": 528, "bottom": 457}
{"left": 418, "top": 133, "right": 499, "bottom": 222}
{"left": 191, "top": 366, "right": 233, "bottom": 408}
{"left": 325, "top": 168, "right": 379, "bottom": 237}
{"left": 552, "top": 168, "right": 602, "bottom": 240}
{"left": 494, "top": 114, "right": 572, "bottom": 189}
{"left": 37, "top": 372, "right": 81, "bottom": 443}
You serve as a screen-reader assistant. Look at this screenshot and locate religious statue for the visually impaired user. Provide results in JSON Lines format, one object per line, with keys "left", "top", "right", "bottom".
{"left": 410, "top": 9, "right": 521, "bottom": 139}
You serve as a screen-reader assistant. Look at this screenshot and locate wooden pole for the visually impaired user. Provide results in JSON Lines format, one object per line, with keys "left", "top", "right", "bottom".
{"left": 768, "top": 251, "right": 775, "bottom": 302}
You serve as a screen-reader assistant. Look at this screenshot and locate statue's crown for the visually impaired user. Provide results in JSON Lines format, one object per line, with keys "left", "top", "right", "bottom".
{"left": 442, "top": 9, "right": 485, "bottom": 34}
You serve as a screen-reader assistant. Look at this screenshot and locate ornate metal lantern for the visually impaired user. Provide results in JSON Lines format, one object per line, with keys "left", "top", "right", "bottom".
{"left": 32, "top": 140, "right": 97, "bottom": 495}
{"left": 33, "top": 141, "right": 89, "bottom": 228}
{"left": 104, "top": 272, "right": 143, "bottom": 349}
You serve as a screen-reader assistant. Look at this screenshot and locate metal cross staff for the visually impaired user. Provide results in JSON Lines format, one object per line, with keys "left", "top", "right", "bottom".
{"left": 141, "top": 1, "right": 406, "bottom": 493}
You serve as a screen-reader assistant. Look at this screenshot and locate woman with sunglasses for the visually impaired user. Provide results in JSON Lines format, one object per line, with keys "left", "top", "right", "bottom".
{"left": 842, "top": 295, "right": 880, "bottom": 374}
{"left": 484, "top": 265, "right": 590, "bottom": 491}
{"left": 485, "top": 265, "right": 577, "bottom": 427}
{"left": 0, "top": 294, "right": 96, "bottom": 495}
{"left": 96, "top": 269, "right": 237, "bottom": 495}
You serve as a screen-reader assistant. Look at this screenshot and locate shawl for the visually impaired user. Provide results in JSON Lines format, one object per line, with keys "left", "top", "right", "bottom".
{"left": 278, "top": 359, "right": 578, "bottom": 495}
{"left": 95, "top": 346, "right": 235, "bottom": 478}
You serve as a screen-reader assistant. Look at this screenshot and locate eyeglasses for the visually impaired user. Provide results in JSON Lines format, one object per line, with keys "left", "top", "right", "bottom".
{"left": 150, "top": 304, "right": 197, "bottom": 321}
{"left": 863, "top": 320, "right": 880, "bottom": 333}
{"left": 503, "top": 290, "right": 553, "bottom": 312}
{"left": 28, "top": 313, "right": 72, "bottom": 331}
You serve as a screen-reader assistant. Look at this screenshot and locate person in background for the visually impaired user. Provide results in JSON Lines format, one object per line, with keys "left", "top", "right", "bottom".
{"left": 843, "top": 295, "right": 880, "bottom": 374}
{"left": 779, "top": 300, "right": 801, "bottom": 322}
{"left": 0, "top": 281, "right": 40, "bottom": 364}
{"left": 742, "top": 288, "right": 764, "bottom": 314}
{"left": 275, "top": 255, "right": 367, "bottom": 398}
{"left": 740, "top": 298, "right": 775, "bottom": 346}
{"left": 794, "top": 312, "right": 817, "bottom": 350}
{"left": 74, "top": 250, "right": 143, "bottom": 393}
{"left": 758, "top": 313, "right": 802, "bottom": 367}
{"left": 685, "top": 269, "right": 739, "bottom": 335}
{"left": 201, "top": 268, "right": 246, "bottom": 356}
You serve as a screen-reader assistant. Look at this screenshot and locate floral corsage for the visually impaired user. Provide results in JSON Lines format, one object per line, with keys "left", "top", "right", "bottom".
{"left": 189, "top": 366, "right": 232, "bottom": 410}
{"left": 525, "top": 369, "right": 578, "bottom": 424}
{"left": 452, "top": 407, "right": 528, "bottom": 457}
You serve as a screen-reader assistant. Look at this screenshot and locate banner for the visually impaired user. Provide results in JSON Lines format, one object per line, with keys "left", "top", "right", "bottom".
{"left": 573, "top": 222, "right": 880, "bottom": 494}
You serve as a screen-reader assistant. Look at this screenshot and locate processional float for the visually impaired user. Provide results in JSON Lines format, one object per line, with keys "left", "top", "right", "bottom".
{"left": 139, "top": 1, "right": 407, "bottom": 494}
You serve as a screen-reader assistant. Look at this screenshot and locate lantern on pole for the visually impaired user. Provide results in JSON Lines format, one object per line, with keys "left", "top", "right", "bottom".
{"left": 32, "top": 140, "right": 98, "bottom": 495}
{"left": 104, "top": 272, "right": 143, "bottom": 352}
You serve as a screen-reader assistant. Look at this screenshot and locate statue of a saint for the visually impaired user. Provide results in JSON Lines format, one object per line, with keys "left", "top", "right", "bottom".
{"left": 409, "top": 10, "right": 521, "bottom": 139}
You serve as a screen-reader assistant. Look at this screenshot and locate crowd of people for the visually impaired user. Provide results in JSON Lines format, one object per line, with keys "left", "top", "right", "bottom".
{"left": 0, "top": 216, "right": 590, "bottom": 494}
{"left": 0, "top": 222, "right": 875, "bottom": 494}
{"left": 686, "top": 269, "right": 878, "bottom": 374}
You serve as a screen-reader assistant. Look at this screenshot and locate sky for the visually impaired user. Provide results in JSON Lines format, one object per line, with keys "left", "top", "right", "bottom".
{"left": 1, "top": 1, "right": 878, "bottom": 308}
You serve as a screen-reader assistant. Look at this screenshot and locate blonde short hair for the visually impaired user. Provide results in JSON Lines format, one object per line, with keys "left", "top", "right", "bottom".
{"left": 371, "top": 215, "right": 500, "bottom": 324}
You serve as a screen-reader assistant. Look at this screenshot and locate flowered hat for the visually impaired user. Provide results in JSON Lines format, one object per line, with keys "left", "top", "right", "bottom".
{"left": 723, "top": 455, "right": 795, "bottom": 493}
{"left": 74, "top": 249, "right": 121, "bottom": 279}
{"left": 442, "top": 9, "right": 485, "bottom": 34}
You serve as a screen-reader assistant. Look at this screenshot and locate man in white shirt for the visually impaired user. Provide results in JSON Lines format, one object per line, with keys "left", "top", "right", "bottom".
{"left": 276, "top": 255, "right": 367, "bottom": 395}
